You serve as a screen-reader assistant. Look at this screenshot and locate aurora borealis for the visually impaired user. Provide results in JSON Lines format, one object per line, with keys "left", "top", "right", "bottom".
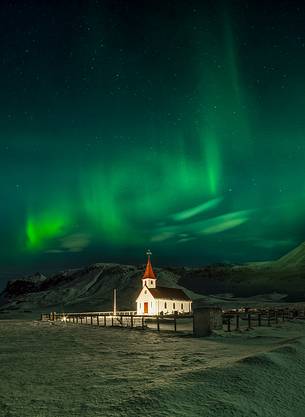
{"left": 1, "top": 0, "right": 305, "bottom": 280}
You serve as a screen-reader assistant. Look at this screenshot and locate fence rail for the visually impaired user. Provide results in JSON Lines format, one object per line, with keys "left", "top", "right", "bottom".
{"left": 41, "top": 311, "right": 193, "bottom": 332}
{"left": 222, "top": 307, "right": 305, "bottom": 332}
{"left": 41, "top": 307, "right": 305, "bottom": 335}
{"left": 52, "top": 310, "right": 138, "bottom": 316}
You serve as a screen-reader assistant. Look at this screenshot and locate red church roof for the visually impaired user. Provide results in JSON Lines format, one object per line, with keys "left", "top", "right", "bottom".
{"left": 143, "top": 253, "right": 156, "bottom": 280}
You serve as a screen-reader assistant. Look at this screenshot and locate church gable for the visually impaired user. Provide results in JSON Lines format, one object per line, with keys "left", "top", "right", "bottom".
{"left": 136, "top": 285, "right": 155, "bottom": 303}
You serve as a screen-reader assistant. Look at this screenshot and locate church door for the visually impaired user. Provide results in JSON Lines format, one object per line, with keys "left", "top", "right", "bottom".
{"left": 144, "top": 302, "right": 148, "bottom": 314}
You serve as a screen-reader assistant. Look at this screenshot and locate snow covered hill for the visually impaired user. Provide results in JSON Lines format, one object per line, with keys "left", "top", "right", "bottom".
{"left": 0, "top": 263, "right": 198, "bottom": 316}
{"left": 179, "top": 242, "right": 305, "bottom": 301}
{"left": 2, "top": 241, "right": 305, "bottom": 317}
{"left": 273, "top": 241, "right": 305, "bottom": 269}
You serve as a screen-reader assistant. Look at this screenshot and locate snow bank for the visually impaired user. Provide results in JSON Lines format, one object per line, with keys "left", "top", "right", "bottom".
{"left": 0, "top": 320, "right": 304, "bottom": 416}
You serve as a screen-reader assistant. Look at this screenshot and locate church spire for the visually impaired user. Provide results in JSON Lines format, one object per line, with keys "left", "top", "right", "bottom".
{"left": 143, "top": 249, "right": 156, "bottom": 280}
{"left": 142, "top": 250, "right": 157, "bottom": 288}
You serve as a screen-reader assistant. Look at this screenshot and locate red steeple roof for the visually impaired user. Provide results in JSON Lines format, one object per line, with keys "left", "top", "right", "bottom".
{"left": 143, "top": 250, "right": 156, "bottom": 280}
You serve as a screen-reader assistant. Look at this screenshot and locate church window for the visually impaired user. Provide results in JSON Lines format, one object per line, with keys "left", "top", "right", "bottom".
{"left": 164, "top": 302, "right": 167, "bottom": 308}
{"left": 144, "top": 290, "right": 147, "bottom": 294}
{"left": 151, "top": 280, "right": 153, "bottom": 285}
{"left": 181, "top": 303, "right": 183, "bottom": 309}
{"left": 173, "top": 302, "right": 176, "bottom": 309}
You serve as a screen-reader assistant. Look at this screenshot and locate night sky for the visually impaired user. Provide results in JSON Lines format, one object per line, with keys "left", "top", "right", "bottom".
{"left": 1, "top": 0, "right": 305, "bottom": 281}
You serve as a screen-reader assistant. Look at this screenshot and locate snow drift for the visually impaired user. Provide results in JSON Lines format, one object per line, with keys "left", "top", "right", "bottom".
{"left": 0, "top": 319, "right": 305, "bottom": 416}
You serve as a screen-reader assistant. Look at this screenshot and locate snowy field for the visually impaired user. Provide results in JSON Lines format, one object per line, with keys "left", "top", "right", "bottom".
{"left": 1, "top": 320, "right": 305, "bottom": 416}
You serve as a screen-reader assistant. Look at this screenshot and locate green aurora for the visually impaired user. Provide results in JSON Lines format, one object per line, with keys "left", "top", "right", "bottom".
{"left": 1, "top": 0, "right": 305, "bottom": 279}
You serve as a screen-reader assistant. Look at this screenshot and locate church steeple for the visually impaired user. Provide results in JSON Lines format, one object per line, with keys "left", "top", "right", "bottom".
{"left": 142, "top": 250, "right": 157, "bottom": 288}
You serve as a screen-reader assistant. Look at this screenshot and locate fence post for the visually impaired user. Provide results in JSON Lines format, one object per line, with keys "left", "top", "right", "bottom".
{"left": 268, "top": 311, "right": 271, "bottom": 326}
{"left": 112, "top": 316, "right": 114, "bottom": 327}
{"left": 235, "top": 314, "right": 240, "bottom": 331}
{"left": 97, "top": 316, "right": 99, "bottom": 326}
{"left": 131, "top": 315, "right": 133, "bottom": 329}
{"left": 247, "top": 313, "right": 251, "bottom": 330}
{"left": 142, "top": 316, "right": 145, "bottom": 329}
{"left": 275, "top": 310, "right": 278, "bottom": 324}
{"left": 227, "top": 316, "right": 231, "bottom": 332}
{"left": 258, "top": 313, "right": 262, "bottom": 326}
{"left": 90, "top": 315, "right": 93, "bottom": 325}
{"left": 104, "top": 315, "right": 106, "bottom": 327}
{"left": 174, "top": 315, "right": 177, "bottom": 332}
{"left": 157, "top": 315, "right": 160, "bottom": 331}
{"left": 80, "top": 316, "right": 83, "bottom": 325}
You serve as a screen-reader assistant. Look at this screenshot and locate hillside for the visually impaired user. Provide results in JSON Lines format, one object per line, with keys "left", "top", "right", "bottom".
{"left": 2, "top": 241, "right": 305, "bottom": 316}
{"left": 178, "top": 242, "right": 305, "bottom": 301}
{"left": 0, "top": 263, "right": 199, "bottom": 316}
{"left": 273, "top": 241, "right": 305, "bottom": 268}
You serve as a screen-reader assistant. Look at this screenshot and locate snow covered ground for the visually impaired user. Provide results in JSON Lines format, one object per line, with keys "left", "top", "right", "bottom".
{"left": 1, "top": 319, "right": 305, "bottom": 416}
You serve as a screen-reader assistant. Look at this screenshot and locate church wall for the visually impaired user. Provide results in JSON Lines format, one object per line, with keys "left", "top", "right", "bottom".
{"left": 136, "top": 288, "right": 156, "bottom": 315}
{"left": 137, "top": 293, "right": 192, "bottom": 315}
{"left": 157, "top": 299, "right": 192, "bottom": 315}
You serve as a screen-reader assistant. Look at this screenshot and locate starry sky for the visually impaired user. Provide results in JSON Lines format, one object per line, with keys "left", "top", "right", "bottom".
{"left": 1, "top": 0, "right": 305, "bottom": 281}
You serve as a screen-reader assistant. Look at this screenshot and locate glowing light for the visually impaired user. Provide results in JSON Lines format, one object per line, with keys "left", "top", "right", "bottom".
{"left": 204, "top": 137, "right": 221, "bottom": 196}
{"left": 156, "top": 209, "right": 252, "bottom": 236}
{"left": 171, "top": 197, "right": 223, "bottom": 221}
{"left": 25, "top": 212, "right": 70, "bottom": 251}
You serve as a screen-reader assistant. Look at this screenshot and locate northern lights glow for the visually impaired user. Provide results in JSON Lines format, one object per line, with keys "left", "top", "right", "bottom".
{"left": 1, "top": 1, "right": 305, "bottom": 277}
{"left": 26, "top": 213, "right": 69, "bottom": 251}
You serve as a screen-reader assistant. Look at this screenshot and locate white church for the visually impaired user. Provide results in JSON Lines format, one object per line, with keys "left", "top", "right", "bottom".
{"left": 136, "top": 251, "right": 192, "bottom": 315}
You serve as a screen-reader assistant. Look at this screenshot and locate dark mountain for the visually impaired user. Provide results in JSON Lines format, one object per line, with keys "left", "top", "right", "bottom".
{"left": 178, "top": 242, "right": 305, "bottom": 301}
{"left": 2, "top": 242, "right": 305, "bottom": 316}
{"left": 0, "top": 263, "right": 198, "bottom": 316}
{"left": 273, "top": 242, "right": 305, "bottom": 269}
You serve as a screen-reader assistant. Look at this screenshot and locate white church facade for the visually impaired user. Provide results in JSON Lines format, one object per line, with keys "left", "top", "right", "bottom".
{"left": 136, "top": 251, "right": 192, "bottom": 315}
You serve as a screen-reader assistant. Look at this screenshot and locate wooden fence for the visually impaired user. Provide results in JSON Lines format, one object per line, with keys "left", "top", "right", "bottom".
{"left": 41, "top": 307, "right": 305, "bottom": 335}
{"left": 222, "top": 308, "right": 305, "bottom": 332}
{"left": 41, "top": 311, "right": 191, "bottom": 332}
